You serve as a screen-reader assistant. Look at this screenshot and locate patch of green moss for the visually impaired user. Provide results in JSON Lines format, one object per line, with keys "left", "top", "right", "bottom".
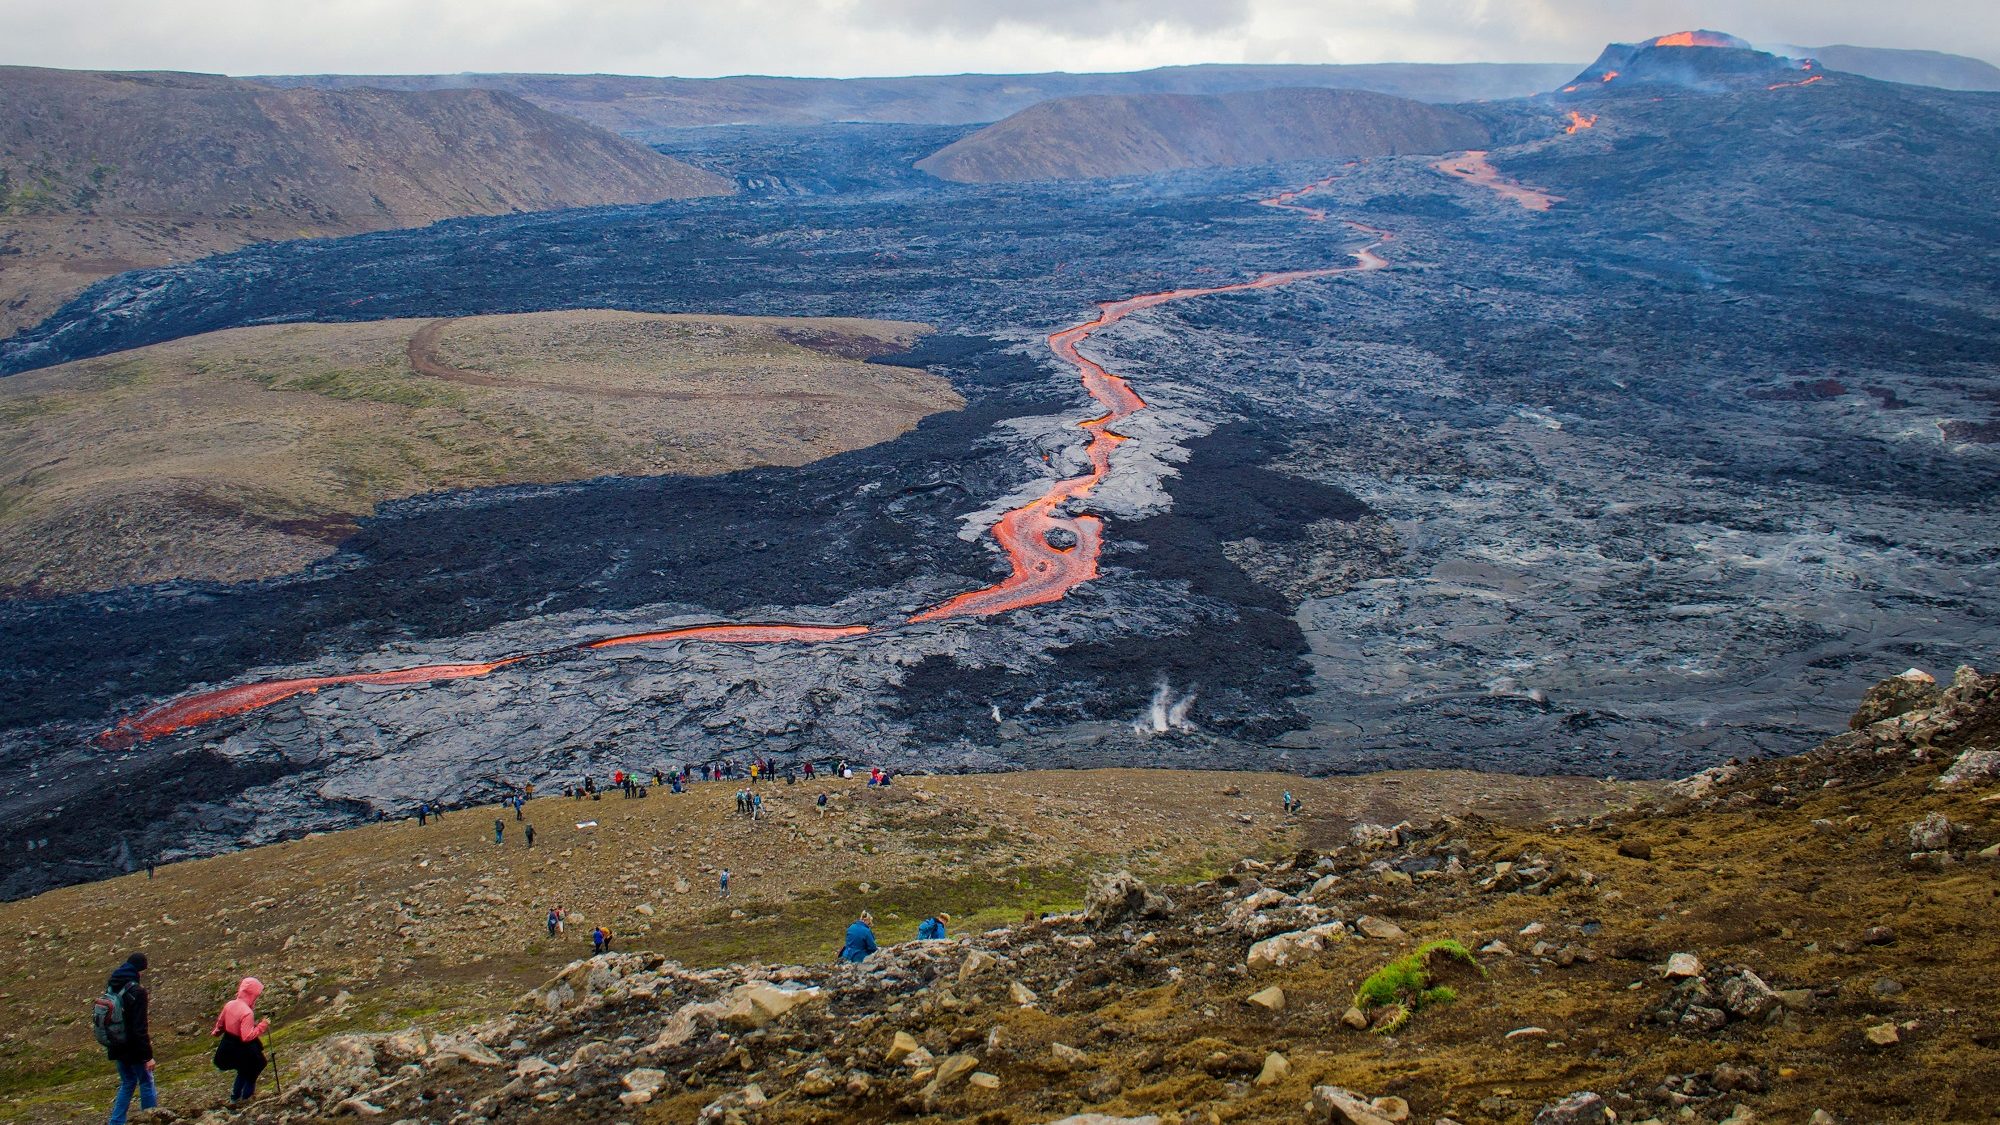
{"left": 1353, "top": 938, "right": 1485, "bottom": 1033}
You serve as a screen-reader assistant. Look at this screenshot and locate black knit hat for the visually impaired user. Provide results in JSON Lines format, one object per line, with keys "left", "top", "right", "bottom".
{"left": 127, "top": 952, "right": 148, "bottom": 971}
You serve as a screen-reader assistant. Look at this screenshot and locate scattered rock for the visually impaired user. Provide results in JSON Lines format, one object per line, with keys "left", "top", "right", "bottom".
{"left": 1008, "top": 980, "right": 1038, "bottom": 1007}
{"left": 1246, "top": 985, "right": 1286, "bottom": 1011}
{"left": 1907, "top": 812, "right": 1955, "bottom": 852}
{"left": 1663, "top": 952, "right": 1703, "bottom": 979}
{"left": 1082, "top": 870, "right": 1175, "bottom": 927}
{"left": 722, "top": 982, "right": 823, "bottom": 1030}
{"left": 1861, "top": 925, "right": 1896, "bottom": 946}
{"left": 1255, "top": 1051, "right": 1289, "bottom": 1086}
{"left": 960, "top": 949, "right": 997, "bottom": 980}
{"left": 1247, "top": 924, "right": 1340, "bottom": 970}
{"left": 1370, "top": 1096, "right": 1411, "bottom": 1122}
{"left": 1533, "top": 1091, "right": 1611, "bottom": 1125}
{"left": 1312, "top": 1084, "right": 1401, "bottom": 1125}
{"left": 1506, "top": 1026, "right": 1550, "bottom": 1040}
{"left": 1050, "top": 1042, "right": 1090, "bottom": 1069}
{"left": 1340, "top": 1006, "right": 1370, "bottom": 1030}
{"left": 1356, "top": 915, "right": 1409, "bottom": 941}
{"left": 886, "top": 1030, "right": 921, "bottom": 1064}
{"left": 1616, "top": 840, "right": 1653, "bottom": 860}
{"left": 1849, "top": 669, "right": 1940, "bottom": 728}
{"left": 969, "top": 1071, "right": 1001, "bottom": 1090}
{"left": 928, "top": 1053, "right": 980, "bottom": 1091}
{"left": 1864, "top": 1022, "right": 1900, "bottom": 1047}
{"left": 1937, "top": 749, "right": 2000, "bottom": 788}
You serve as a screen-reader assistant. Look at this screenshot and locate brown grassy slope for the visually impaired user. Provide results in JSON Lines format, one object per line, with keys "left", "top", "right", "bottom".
{"left": 0, "top": 768, "right": 1637, "bottom": 1120}
{"left": 0, "top": 311, "right": 954, "bottom": 593}
{"left": 915, "top": 87, "right": 1490, "bottom": 183}
{"left": 150, "top": 669, "right": 2000, "bottom": 1124}
{"left": 0, "top": 66, "right": 731, "bottom": 336}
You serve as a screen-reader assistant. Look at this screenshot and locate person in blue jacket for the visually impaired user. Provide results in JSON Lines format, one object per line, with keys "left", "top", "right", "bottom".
{"left": 917, "top": 913, "right": 950, "bottom": 940}
{"left": 840, "top": 912, "right": 878, "bottom": 963}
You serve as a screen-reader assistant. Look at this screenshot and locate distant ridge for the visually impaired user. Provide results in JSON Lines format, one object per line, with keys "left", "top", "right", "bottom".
{"left": 0, "top": 66, "right": 731, "bottom": 336}
{"left": 915, "top": 87, "right": 1490, "bottom": 183}
{"left": 1790, "top": 44, "right": 2000, "bottom": 90}
{"left": 256, "top": 62, "right": 1579, "bottom": 134}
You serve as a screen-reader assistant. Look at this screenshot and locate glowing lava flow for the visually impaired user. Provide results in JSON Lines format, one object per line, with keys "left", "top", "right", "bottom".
{"left": 100, "top": 623, "right": 868, "bottom": 747}
{"left": 1654, "top": 30, "right": 1738, "bottom": 48}
{"left": 1432, "top": 151, "right": 1564, "bottom": 211}
{"left": 1767, "top": 74, "right": 1825, "bottom": 90}
{"left": 99, "top": 175, "right": 1387, "bottom": 744}
{"left": 1256, "top": 165, "right": 1353, "bottom": 222}
{"left": 1565, "top": 111, "right": 1599, "bottom": 134}
{"left": 909, "top": 224, "right": 1389, "bottom": 623}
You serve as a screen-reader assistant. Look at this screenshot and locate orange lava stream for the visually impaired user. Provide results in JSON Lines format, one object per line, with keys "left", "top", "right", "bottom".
{"left": 100, "top": 174, "right": 1388, "bottom": 744}
{"left": 1767, "top": 75, "right": 1825, "bottom": 90}
{"left": 1565, "top": 111, "right": 1600, "bottom": 134}
{"left": 1601, "top": 70, "right": 1621, "bottom": 82}
{"left": 583, "top": 623, "right": 870, "bottom": 649}
{"left": 1432, "top": 151, "right": 1564, "bottom": 211}
{"left": 1255, "top": 164, "right": 1353, "bottom": 222}
{"left": 910, "top": 221, "right": 1388, "bottom": 623}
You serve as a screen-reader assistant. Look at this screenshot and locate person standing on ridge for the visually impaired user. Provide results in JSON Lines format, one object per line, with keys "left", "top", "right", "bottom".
{"left": 418, "top": 803, "right": 428, "bottom": 826}
{"left": 493, "top": 818, "right": 504, "bottom": 845}
{"left": 841, "top": 912, "right": 878, "bottom": 963}
{"left": 210, "top": 976, "right": 270, "bottom": 1103}
{"left": 547, "top": 906, "right": 561, "bottom": 938}
{"left": 524, "top": 823, "right": 536, "bottom": 848}
{"left": 99, "top": 951, "right": 155, "bottom": 1125}
{"left": 720, "top": 868, "right": 731, "bottom": 898}
{"left": 917, "top": 913, "right": 950, "bottom": 940}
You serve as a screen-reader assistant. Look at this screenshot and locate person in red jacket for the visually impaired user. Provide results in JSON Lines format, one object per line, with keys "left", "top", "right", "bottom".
{"left": 211, "top": 977, "right": 270, "bottom": 1102}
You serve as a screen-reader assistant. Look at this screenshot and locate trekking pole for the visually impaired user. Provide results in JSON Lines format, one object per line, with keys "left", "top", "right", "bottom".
{"left": 270, "top": 1044, "right": 282, "bottom": 1098}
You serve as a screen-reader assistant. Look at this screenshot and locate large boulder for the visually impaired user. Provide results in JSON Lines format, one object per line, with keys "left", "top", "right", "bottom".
{"left": 1850, "top": 669, "right": 1941, "bottom": 728}
{"left": 1082, "top": 871, "right": 1175, "bottom": 928}
{"left": 289, "top": 1034, "right": 393, "bottom": 1100}
{"left": 722, "top": 982, "right": 824, "bottom": 1030}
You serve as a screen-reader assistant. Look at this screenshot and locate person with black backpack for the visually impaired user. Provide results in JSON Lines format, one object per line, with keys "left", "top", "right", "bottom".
{"left": 96, "top": 951, "right": 156, "bottom": 1124}
{"left": 210, "top": 977, "right": 270, "bottom": 1102}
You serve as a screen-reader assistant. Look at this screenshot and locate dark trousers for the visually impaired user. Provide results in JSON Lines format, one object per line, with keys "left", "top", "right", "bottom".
{"left": 231, "top": 1053, "right": 266, "bottom": 1100}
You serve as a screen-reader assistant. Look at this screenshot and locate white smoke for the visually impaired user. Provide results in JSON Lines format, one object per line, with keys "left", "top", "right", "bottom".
{"left": 1135, "top": 676, "right": 1197, "bottom": 735}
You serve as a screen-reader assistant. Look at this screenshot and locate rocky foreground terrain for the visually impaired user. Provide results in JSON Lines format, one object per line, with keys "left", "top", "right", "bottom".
{"left": 9, "top": 665, "right": 1989, "bottom": 1123}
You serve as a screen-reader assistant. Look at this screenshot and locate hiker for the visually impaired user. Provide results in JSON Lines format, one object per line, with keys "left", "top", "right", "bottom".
{"left": 591, "top": 926, "right": 608, "bottom": 954}
{"left": 547, "top": 907, "right": 561, "bottom": 937}
{"left": 841, "top": 912, "right": 879, "bottom": 963}
{"left": 99, "top": 952, "right": 155, "bottom": 1125}
{"left": 815, "top": 792, "right": 829, "bottom": 818}
{"left": 917, "top": 913, "right": 950, "bottom": 940}
{"left": 524, "top": 782, "right": 535, "bottom": 799}
{"left": 751, "top": 793, "right": 764, "bottom": 820}
{"left": 867, "top": 768, "right": 880, "bottom": 788}
{"left": 803, "top": 761, "right": 816, "bottom": 781}
{"left": 524, "top": 824, "right": 536, "bottom": 848}
{"left": 514, "top": 797, "right": 524, "bottom": 821}
{"left": 418, "top": 803, "right": 428, "bottom": 826}
{"left": 145, "top": 857, "right": 155, "bottom": 880}
{"left": 210, "top": 977, "right": 270, "bottom": 1103}
{"left": 720, "top": 868, "right": 731, "bottom": 898}
{"left": 493, "top": 819, "right": 504, "bottom": 845}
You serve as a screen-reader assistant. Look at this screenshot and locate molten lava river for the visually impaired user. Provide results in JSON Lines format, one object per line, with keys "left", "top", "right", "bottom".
{"left": 101, "top": 181, "right": 1397, "bottom": 747}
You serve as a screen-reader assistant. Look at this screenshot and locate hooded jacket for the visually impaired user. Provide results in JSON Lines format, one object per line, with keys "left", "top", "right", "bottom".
{"left": 106, "top": 956, "right": 152, "bottom": 1063}
{"left": 213, "top": 978, "right": 269, "bottom": 1043}
{"left": 840, "top": 920, "right": 878, "bottom": 963}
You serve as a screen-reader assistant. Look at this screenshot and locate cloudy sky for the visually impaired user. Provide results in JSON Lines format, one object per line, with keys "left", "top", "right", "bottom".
{"left": 5, "top": 1, "right": 1990, "bottom": 77}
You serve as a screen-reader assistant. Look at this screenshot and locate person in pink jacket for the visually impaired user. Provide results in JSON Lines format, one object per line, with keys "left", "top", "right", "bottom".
{"left": 210, "top": 977, "right": 269, "bottom": 1102}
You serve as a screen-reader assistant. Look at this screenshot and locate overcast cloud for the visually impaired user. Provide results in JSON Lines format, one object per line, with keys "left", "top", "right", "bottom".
{"left": 2, "top": 0, "right": 1990, "bottom": 78}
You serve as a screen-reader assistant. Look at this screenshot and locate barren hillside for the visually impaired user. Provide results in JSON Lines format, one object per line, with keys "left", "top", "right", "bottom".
{"left": 0, "top": 67, "right": 731, "bottom": 335}
{"left": 915, "top": 88, "right": 1490, "bottom": 183}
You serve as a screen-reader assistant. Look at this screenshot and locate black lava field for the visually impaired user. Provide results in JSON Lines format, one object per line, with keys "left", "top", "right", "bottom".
{"left": 1, "top": 58, "right": 1997, "bottom": 895}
